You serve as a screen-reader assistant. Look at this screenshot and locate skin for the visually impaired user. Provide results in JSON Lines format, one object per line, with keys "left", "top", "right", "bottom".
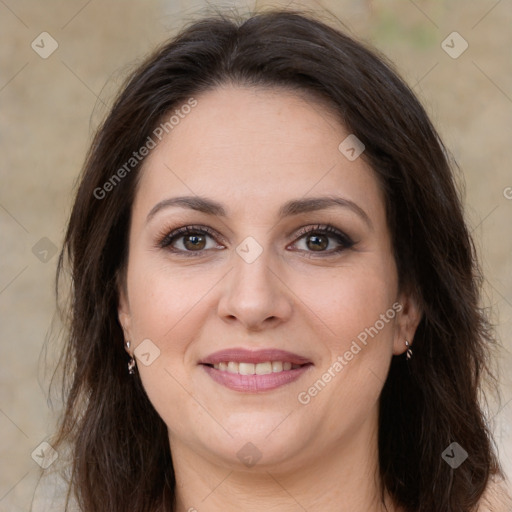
{"left": 118, "top": 84, "right": 422, "bottom": 512}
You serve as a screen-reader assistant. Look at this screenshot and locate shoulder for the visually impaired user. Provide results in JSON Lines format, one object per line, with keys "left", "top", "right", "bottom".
{"left": 476, "top": 477, "right": 512, "bottom": 512}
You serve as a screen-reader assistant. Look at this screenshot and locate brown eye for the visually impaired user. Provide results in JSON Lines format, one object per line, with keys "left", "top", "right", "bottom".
{"left": 182, "top": 233, "right": 207, "bottom": 251}
{"left": 290, "top": 224, "right": 354, "bottom": 256}
{"left": 305, "top": 233, "right": 329, "bottom": 251}
{"left": 158, "top": 225, "right": 222, "bottom": 256}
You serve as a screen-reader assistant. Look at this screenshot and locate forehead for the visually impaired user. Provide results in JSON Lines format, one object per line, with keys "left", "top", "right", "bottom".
{"left": 134, "top": 85, "right": 383, "bottom": 222}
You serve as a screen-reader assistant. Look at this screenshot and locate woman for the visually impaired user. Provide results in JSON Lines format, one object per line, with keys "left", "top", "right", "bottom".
{"left": 44, "top": 8, "right": 511, "bottom": 512}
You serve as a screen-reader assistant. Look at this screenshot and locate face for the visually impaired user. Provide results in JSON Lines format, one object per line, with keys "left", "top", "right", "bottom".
{"left": 118, "top": 84, "right": 421, "bottom": 472}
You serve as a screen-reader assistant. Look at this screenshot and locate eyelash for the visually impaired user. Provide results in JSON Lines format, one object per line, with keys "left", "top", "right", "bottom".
{"left": 156, "top": 223, "right": 355, "bottom": 258}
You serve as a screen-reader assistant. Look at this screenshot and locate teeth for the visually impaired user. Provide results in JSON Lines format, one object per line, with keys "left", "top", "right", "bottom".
{"left": 212, "top": 361, "right": 301, "bottom": 374}
{"left": 239, "top": 362, "right": 255, "bottom": 375}
{"left": 255, "top": 362, "right": 272, "bottom": 375}
{"left": 272, "top": 361, "right": 283, "bottom": 372}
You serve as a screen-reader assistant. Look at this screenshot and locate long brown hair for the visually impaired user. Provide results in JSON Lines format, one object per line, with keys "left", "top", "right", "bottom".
{"left": 51, "top": 8, "right": 504, "bottom": 511}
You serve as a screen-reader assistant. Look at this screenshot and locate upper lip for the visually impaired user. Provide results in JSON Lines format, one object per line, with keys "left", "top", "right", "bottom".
{"left": 200, "top": 348, "right": 312, "bottom": 365}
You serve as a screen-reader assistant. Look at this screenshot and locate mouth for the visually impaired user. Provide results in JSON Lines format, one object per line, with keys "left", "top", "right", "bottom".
{"left": 199, "top": 348, "right": 313, "bottom": 392}
{"left": 206, "top": 360, "right": 303, "bottom": 374}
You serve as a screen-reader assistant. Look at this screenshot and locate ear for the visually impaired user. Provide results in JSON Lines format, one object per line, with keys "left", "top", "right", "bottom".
{"left": 117, "top": 272, "right": 133, "bottom": 355}
{"left": 392, "top": 290, "right": 423, "bottom": 356}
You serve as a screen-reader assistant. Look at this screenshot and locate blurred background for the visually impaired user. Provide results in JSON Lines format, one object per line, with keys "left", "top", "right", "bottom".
{"left": 1, "top": 0, "right": 511, "bottom": 510}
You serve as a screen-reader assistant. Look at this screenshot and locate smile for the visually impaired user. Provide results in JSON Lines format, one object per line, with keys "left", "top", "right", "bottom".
{"left": 199, "top": 347, "right": 313, "bottom": 392}
{"left": 211, "top": 361, "right": 302, "bottom": 374}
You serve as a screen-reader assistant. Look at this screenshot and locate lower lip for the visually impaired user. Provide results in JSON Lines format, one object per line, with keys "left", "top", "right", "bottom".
{"left": 201, "top": 364, "right": 313, "bottom": 392}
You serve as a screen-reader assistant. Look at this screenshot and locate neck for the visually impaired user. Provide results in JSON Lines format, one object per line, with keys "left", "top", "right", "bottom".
{"left": 170, "top": 406, "right": 398, "bottom": 512}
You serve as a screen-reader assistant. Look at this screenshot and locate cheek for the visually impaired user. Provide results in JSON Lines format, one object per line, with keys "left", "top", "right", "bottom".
{"left": 126, "top": 258, "right": 208, "bottom": 342}
{"left": 124, "top": 256, "right": 223, "bottom": 405}
{"left": 125, "top": 262, "right": 209, "bottom": 432}
{"left": 300, "top": 269, "right": 398, "bottom": 423}
{"left": 299, "top": 255, "right": 398, "bottom": 350}
{"left": 294, "top": 254, "right": 398, "bottom": 414}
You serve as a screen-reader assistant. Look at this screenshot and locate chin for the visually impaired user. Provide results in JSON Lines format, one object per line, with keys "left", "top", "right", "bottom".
{"left": 195, "top": 424, "right": 312, "bottom": 470}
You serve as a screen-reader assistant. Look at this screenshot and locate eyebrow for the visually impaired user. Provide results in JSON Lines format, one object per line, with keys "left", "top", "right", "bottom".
{"left": 146, "top": 195, "right": 372, "bottom": 229}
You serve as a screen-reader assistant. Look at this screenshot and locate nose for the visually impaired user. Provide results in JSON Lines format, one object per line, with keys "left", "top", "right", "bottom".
{"left": 216, "top": 245, "right": 294, "bottom": 332}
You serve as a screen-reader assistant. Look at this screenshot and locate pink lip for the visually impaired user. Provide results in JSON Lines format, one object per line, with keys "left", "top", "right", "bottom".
{"left": 199, "top": 348, "right": 313, "bottom": 393}
{"left": 201, "top": 364, "right": 313, "bottom": 392}
{"left": 199, "top": 348, "right": 312, "bottom": 365}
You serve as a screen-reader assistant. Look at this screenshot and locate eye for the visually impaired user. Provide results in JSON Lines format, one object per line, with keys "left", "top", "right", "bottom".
{"left": 157, "top": 225, "right": 223, "bottom": 256}
{"left": 289, "top": 224, "right": 354, "bottom": 257}
{"left": 157, "top": 223, "right": 354, "bottom": 257}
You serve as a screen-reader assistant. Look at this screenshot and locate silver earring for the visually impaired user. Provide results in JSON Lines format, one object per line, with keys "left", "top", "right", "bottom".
{"left": 125, "top": 340, "right": 136, "bottom": 374}
{"left": 405, "top": 339, "right": 413, "bottom": 360}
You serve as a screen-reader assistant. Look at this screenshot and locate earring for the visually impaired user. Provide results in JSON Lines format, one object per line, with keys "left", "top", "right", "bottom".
{"left": 405, "top": 339, "right": 413, "bottom": 360}
{"left": 125, "top": 340, "right": 136, "bottom": 374}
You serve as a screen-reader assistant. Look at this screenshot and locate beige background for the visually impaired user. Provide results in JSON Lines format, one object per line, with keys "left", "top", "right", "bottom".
{"left": 1, "top": 0, "right": 511, "bottom": 510}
